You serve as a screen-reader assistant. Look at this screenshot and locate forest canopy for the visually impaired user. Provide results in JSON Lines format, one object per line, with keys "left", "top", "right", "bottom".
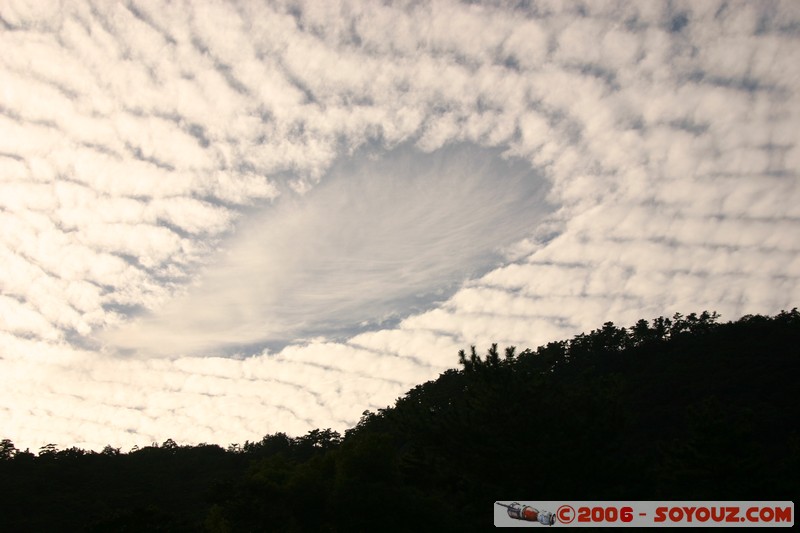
{"left": 2, "top": 309, "right": 798, "bottom": 531}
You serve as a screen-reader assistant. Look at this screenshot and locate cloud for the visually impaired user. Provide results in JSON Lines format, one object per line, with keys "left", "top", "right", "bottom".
{"left": 103, "top": 142, "right": 554, "bottom": 356}
{"left": 0, "top": 0, "right": 798, "bottom": 451}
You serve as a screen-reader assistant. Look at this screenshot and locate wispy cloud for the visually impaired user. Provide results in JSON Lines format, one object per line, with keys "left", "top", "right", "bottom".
{"left": 104, "top": 143, "right": 553, "bottom": 355}
{"left": 0, "top": 0, "right": 798, "bottom": 451}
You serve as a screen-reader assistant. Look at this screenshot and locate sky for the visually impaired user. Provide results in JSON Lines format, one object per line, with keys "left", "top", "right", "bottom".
{"left": 1, "top": 0, "right": 798, "bottom": 452}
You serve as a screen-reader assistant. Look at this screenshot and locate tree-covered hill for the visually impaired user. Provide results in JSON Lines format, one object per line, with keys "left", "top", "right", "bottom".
{"left": 1, "top": 310, "right": 798, "bottom": 531}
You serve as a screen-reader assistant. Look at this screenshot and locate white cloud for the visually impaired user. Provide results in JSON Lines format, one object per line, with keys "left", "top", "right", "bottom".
{"left": 102, "top": 142, "right": 553, "bottom": 356}
{"left": 0, "top": 0, "right": 797, "bottom": 452}
{"left": 0, "top": 295, "right": 61, "bottom": 340}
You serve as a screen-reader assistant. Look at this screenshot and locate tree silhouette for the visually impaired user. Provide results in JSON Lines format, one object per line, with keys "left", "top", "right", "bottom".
{"left": 0, "top": 309, "right": 796, "bottom": 531}
{"left": 0, "top": 439, "right": 16, "bottom": 460}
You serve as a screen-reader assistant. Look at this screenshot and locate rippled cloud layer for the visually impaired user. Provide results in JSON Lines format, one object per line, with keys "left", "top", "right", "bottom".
{"left": 1, "top": 0, "right": 798, "bottom": 451}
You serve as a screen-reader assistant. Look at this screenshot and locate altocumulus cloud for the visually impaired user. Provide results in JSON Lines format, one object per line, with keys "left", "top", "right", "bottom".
{"left": 105, "top": 143, "right": 553, "bottom": 356}
{"left": 0, "top": 0, "right": 798, "bottom": 451}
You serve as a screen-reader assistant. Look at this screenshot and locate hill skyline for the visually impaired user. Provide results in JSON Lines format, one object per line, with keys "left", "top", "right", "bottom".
{"left": 2, "top": 309, "right": 797, "bottom": 530}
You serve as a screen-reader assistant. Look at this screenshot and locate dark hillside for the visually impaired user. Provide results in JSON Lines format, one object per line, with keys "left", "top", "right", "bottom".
{"left": 1, "top": 310, "right": 797, "bottom": 531}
